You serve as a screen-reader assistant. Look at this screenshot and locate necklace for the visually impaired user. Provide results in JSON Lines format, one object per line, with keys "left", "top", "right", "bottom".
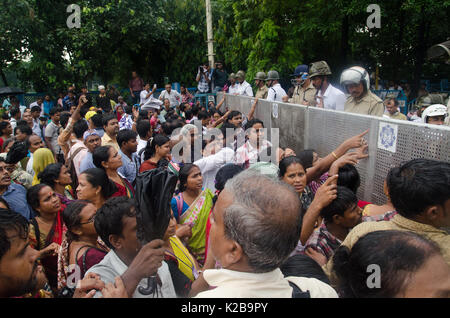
{"left": 37, "top": 216, "right": 54, "bottom": 225}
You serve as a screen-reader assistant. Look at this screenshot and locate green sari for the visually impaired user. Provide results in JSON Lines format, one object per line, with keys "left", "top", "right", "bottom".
{"left": 179, "top": 188, "right": 214, "bottom": 265}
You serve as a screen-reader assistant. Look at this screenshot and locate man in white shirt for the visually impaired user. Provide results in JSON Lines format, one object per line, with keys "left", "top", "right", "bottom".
{"left": 227, "top": 73, "right": 239, "bottom": 95}
{"left": 195, "top": 170, "right": 338, "bottom": 298}
{"left": 136, "top": 119, "right": 152, "bottom": 163}
{"left": 29, "top": 97, "right": 45, "bottom": 117}
{"left": 67, "top": 120, "right": 89, "bottom": 177}
{"left": 86, "top": 197, "right": 177, "bottom": 298}
{"left": 158, "top": 83, "right": 181, "bottom": 108}
{"left": 266, "top": 70, "right": 287, "bottom": 102}
{"left": 235, "top": 70, "right": 253, "bottom": 97}
{"left": 140, "top": 83, "right": 162, "bottom": 110}
{"left": 309, "top": 61, "right": 346, "bottom": 111}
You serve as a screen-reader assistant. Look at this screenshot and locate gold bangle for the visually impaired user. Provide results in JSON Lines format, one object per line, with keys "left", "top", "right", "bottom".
{"left": 332, "top": 151, "right": 339, "bottom": 160}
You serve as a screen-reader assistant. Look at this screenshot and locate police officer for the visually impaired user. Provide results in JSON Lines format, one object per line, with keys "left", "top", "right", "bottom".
{"left": 284, "top": 64, "right": 317, "bottom": 105}
{"left": 254, "top": 72, "right": 268, "bottom": 99}
{"left": 266, "top": 70, "right": 286, "bottom": 102}
{"left": 236, "top": 70, "right": 253, "bottom": 97}
{"left": 340, "top": 66, "right": 384, "bottom": 117}
{"left": 421, "top": 104, "right": 448, "bottom": 125}
{"left": 309, "top": 61, "right": 346, "bottom": 110}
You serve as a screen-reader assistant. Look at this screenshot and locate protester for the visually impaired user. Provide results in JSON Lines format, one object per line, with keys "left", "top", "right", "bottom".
{"left": 195, "top": 169, "right": 338, "bottom": 298}
{"left": 101, "top": 113, "right": 120, "bottom": 151}
{"left": 57, "top": 200, "right": 108, "bottom": 292}
{"left": 76, "top": 168, "right": 117, "bottom": 210}
{"left": 93, "top": 145, "right": 135, "bottom": 198}
{"left": 25, "top": 134, "right": 44, "bottom": 177}
{"left": 0, "top": 122, "right": 12, "bottom": 151}
{"left": 37, "top": 163, "right": 75, "bottom": 205}
{"left": 332, "top": 230, "right": 450, "bottom": 297}
{"left": 196, "top": 62, "right": 212, "bottom": 94}
{"left": 86, "top": 196, "right": 177, "bottom": 298}
{"left": 31, "top": 148, "right": 56, "bottom": 186}
{"left": 79, "top": 130, "right": 102, "bottom": 174}
{"left": 117, "top": 129, "right": 140, "bottom": 185}
{"left": 136, "top": 119, "right": 152, "bottom": 160}
{"left": 140, "top": 134, "right": 171, "bottom": 173}
{"left": 96, "top": 86, "right": 111, "bottom": 113}
{"left": 159, "top": 83, "right": 181, "bottom": 108}
{"left": 27, "top": 184, "right": 66, "bottom": 291}
{"left": 44, "top": 107, "right": 63, "bottom": 163}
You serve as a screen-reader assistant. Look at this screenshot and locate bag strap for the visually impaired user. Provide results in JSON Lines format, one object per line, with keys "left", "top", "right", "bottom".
{"left": 69, "top": 146, "right": 84, "bottom": 163}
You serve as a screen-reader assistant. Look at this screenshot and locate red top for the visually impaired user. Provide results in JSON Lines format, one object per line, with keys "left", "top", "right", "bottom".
{"left": 111, "top": 178, "right": 135, "bottom": 198}
{"left": 358, "top": 200, "right": 371, "bottom": 208}
{"left": 139, "top": 160, "right": 158, "bottom": 173}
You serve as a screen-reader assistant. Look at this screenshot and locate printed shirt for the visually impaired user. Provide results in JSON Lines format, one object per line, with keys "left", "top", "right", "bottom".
{"left": 119, "top": 114, "right": 133, "bottom": 130}
{"left": 197, "top": 70, "right": 212, "bottom": 93}
{"left": 306, "top": 211, "right": 398, "bottom": 261}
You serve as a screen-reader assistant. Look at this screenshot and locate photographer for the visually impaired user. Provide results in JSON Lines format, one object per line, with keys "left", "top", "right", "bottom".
{"left": 195, "top": 62, "right": 211, "bottom": 94}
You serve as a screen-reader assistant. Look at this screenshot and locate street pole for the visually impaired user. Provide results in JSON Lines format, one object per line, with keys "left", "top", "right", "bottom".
{"left": 205, "top": 0, "right": 215, "bottom": 68}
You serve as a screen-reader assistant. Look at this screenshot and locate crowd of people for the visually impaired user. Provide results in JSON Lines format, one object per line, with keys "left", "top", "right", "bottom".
{"left": 0, "top": 63, "right": 449, "bottom": 299}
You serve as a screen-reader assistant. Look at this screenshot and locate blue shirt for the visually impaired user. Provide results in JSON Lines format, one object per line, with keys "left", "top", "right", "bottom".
{"left": 2, "top": 183, "right": 34, "bottom": 220}
{"left": 170, "top": 196, "right": 189, "bottom": 221}
{"left": 117, "top": 150, "right": 140, "bottom": 184}
{"left": 95, "top": 128, "right": 105, "bottom": 138}
{"left": 79, "top": 152, "right": 96, "bottom": 174}
{"left": 43, "top": 100, "right": 54, "bottom": 115}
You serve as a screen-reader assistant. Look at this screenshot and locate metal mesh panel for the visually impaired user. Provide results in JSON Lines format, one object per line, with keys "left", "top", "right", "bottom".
{"left": 221, "top": 93, "right": 450, "bottom": 204}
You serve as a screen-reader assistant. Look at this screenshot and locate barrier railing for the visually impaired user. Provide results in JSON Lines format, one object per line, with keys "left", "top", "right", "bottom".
{"left": 218, "top": 93, "right": 450, "bottom": 205}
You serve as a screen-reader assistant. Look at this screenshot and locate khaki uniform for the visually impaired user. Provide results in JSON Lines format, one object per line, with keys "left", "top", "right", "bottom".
{"left": 289, "top": 82, "right": 317, "bottom": 106}
{"left": 384, "top": 111, "right": 407, "bottom": 121}
{"left": 255, "top": 85, "right": 268, "bottom": 99}
{"left": 344, "top": 91, "right": 384, "bottom": 117}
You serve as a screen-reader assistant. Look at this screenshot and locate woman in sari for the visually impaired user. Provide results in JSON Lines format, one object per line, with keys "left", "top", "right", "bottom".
{"left": 37, "top": 163, "right": 74, "bottom": 205}
{"left": 27, "top": 184, "right": 67, "bottom": 291}
{"left": 76, "top": 168, "right": 117, "bottom": 210}
{"left": 93, "top": 145, "right": 135, "bottom": 198}
{"left": 32, "top": 148, "right": 56, "bottom": 185}
{"left": 171, "top": 164, "right": 213, "bottom": 266}
{"left": 57, "top": 200, "right": 108, "bottom": 294}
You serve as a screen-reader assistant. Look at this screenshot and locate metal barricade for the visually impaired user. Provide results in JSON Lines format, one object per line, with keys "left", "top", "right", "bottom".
{"left": 218, "top": 93, "right": 450, "bottom": 204}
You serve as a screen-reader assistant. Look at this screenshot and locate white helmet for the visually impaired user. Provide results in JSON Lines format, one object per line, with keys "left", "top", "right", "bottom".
{"left": 421, "top": 104, "right": 448, "bottom": 123}
{"left": 340, "top": 66, "right": 370, "bottom": 94}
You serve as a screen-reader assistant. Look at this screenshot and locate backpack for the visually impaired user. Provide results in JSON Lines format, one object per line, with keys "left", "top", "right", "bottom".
{"left": 66, "top": 147, "right": 84, "bottom": 196}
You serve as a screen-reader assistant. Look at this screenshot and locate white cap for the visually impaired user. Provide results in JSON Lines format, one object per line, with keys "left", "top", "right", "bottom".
{"left": 98, "top": 85, "right": 105, "bottom": 90}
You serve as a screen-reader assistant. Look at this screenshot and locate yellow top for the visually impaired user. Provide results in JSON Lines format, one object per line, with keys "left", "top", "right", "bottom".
{"left": 101, "top": 134, "right": 119, "bottom": 151}
{"left": 168, "top": 236, "right": 199, "bottom": 281}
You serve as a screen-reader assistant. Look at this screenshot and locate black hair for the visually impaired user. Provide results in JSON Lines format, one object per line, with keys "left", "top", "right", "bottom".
{"left": 102, "top": 113, "right": 116, "bottom": 127}
{"left": 80, "top": 168, "right": 117, "bottom": 199}
{"left": 136, "top": 119, "right": 151, "bottom": 139}
{"left": 117, "top": 129, "right": 137, "bottom": 148}
{"left": 60, "top": 112, "right": 71, "bottom": 128}
{"left": 0, "top": 209, "right": 29, "bottom": 260}
{"left": 30, "top": 106, "right": 41, "bottom": 113}
{"left": 198, "top": 111, "right": 209, "bottom": 121}
{"left": 227, "top": 110, "right": 242, "bottom": 123}
{"left": 0, "top": 121, "right": 10, "bottom": 135}
{"left": 0, "top": 197, "right": 11, "bottom": 210}
{"left": 337, "top": 164, "right": 360, "bottom": 194}
{"left": 63, "top": 200, "right": 92, "bottom": 243}
{"left": 297, "top": 149, "right": 316, "bottom": 170}
{"left": 2, "top": 113, "right": 9, "bottom": 120}
{"left": 124, "top": 105, "right": 133, "bottom": 115}
{"left": 93, "top": 146, "right": 112, "bottom": 170}
{"left": 332, "top": 230, "right": 442, "bottom": 298}
{"left": 280, "top": 254, "right": 330, "bottom": 284}
{"left": 143, "top": 134, "right": 170, "bottom": 161}
{"left": 49, "top": 107, "right": 62, "bottom": 117}
{"left": 244, "top": 118, "right": 264, "bottom": 131}
{"left": 213, "top": 164, "right": 243, "bottom": 204}
{"left": 90, "top": 114, "right": 103, "bottom": 128}
{"left": 191, "top": 105, "right": 200, "bottom": 117}
{"left": 184, "top": 109, "right": 193, "bottom": 121}
{"left": 320, "top": 186, "right": 358, "bottom": 223}
{"left": 26, "top": 184, "right": 49, "bottom": 213}
{"left": 278, "top": 156, "right": 305, "bottom": 178}
{"left": 37, "top": 163, "right": 64, "bottom": 188}
{"left": 73, "top": 119, "right": 89, "bottom": 139}
{"left": 14, "top": 124, "right": 32, "bottom": 136}
{"left": 94, "top": 196, "right": 136, "bottom": 250}
{"left": 10, "top": 107, "right": 21, "bottom": 118}
{"left": 178, "top": 163, "right": 199, "bottom": 192}
{"left": 5, "top": 141, "right": 28, "bottom": 164}
{"left": 139, "top": 110, "right": 149, "bottom": 120}
{"left": 386, "top": 158, "right": 450, "bottom": 218}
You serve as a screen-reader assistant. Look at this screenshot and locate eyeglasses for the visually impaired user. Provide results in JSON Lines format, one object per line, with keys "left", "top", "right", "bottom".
{"left": 80, "top": 214, "right": 96, "bottom": 225}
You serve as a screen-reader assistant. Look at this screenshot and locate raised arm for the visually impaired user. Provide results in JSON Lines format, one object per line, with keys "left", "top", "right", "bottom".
{"left": 305, "top": 129, "right": 369, "bottom": 183}
{"left": 247, "top": 98, "right": 258, "bottom": 121}
{"left": 216, "top": 95, "right": 225, "bottom": 111}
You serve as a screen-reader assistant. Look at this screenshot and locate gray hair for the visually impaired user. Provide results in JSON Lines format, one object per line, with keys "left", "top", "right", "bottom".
{"left": 223, "top": 169, "right": 302, "bottom": 273}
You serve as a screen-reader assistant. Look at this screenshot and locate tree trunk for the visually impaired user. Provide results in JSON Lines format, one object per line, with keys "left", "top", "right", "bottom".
{"left": 0, "top": 69, "right": 8, "bottom": 86}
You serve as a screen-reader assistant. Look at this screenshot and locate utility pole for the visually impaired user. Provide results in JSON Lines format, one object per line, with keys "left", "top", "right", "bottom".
{"left": 205, "top": 0, "right": 215, "bottom": 68}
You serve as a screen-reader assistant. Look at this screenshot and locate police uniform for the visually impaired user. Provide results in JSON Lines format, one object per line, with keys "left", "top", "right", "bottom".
{"left": 267, "top": 84, "right": 287, "bottom": 102}
{"left": 255, "top": 85, "right": 268, "bottom": 99}
{"left": 290, "top": 82, "right": 316, "bottom": 105}
{"left": 383, "top": 111, "right": 407, "bottom": 120}
{"left": 344, "top": 91, "right": 384, "bottom": 117}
